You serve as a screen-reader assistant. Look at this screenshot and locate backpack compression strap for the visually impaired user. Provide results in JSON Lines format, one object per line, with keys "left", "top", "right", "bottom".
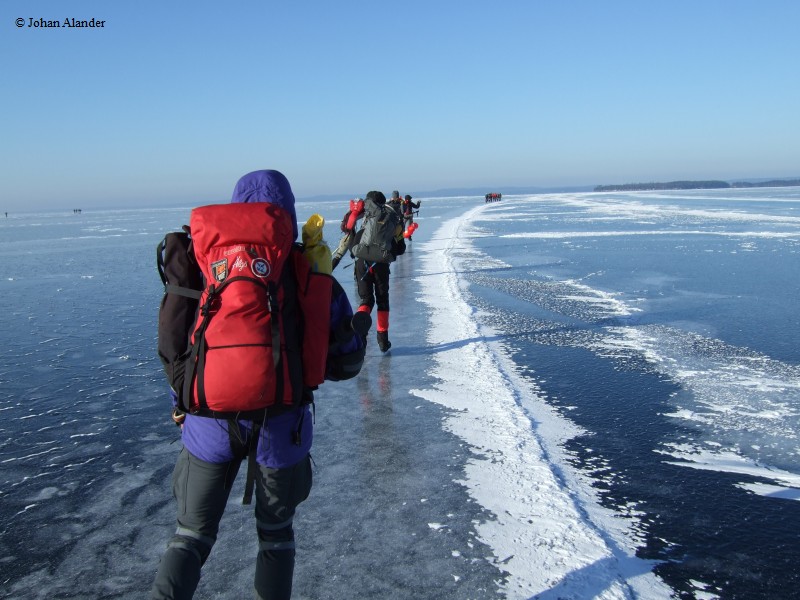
{"left": 181, "top": 282, "right": 217, "bottom": 413}
{"left": 165, "top": 285, "right": 202, "bottom": 300}
{"left": 267, "top": 280, "right": 282, "bottom": 375}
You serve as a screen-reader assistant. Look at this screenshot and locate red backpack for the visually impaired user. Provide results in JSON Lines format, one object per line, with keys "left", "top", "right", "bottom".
{"left": 340, "top": 198, "right": 365, "bottom": 232}
{"left": 157, "top": 202, "right": 332, "bottom": 418}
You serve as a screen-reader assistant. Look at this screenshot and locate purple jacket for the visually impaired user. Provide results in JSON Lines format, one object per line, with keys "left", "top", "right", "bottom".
{"left": 181, "top": 405, "right": 312, "bottom": 468}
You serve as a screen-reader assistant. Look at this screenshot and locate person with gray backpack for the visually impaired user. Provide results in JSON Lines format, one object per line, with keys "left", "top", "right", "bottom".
{"left": 350, "top": 190, "right": 406, "bottom": 352}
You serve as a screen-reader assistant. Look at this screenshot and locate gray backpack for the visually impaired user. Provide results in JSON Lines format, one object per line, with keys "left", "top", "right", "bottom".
{"left": 351, "top": 198, "right": 400, "bottom": 263}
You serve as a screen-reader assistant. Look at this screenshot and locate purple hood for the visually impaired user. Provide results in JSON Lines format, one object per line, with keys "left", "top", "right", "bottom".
{"left": 231, "top": 169, "right": 298, "bottom": 239}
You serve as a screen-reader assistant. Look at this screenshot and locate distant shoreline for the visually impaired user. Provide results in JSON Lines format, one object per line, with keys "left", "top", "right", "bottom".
{"left": 6, "top": 179, "right": 800, "bottom": 214}
{"left": 594, "top": 178, "right": 800, "bottom": 192}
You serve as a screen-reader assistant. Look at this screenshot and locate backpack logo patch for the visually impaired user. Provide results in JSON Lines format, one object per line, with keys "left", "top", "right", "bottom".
{"left": 232, "top": 255, "right": 248, "bottom": 272}
{"left": 251, "top": 257, "right": 271, "bottom": 278}
{"left": 224, "top": 245, "right": 245, "bottom": 256}
{"left": 211, "top": 258, "right": 228, "bottom": 282}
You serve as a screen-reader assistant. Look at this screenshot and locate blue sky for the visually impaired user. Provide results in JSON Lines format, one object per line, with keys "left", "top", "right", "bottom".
{"left": 2, "top": 0, "right": 799, "bottom": 211}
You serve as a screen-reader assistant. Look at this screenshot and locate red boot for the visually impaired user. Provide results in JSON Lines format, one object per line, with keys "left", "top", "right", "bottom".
{"left": 376, "top": 310, "right": 391, "bottom": 352}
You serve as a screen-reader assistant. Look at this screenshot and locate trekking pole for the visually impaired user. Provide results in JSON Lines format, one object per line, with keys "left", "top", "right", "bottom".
{"left": 360, "top": 261, "right": 377, "bottom": 280}
{"left": 342, "top": 261, "right": 354, "bottom": 269}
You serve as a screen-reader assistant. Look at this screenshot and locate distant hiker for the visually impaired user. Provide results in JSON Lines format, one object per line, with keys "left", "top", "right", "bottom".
{"left": 388, "top": 189, "right": 404, "bottom": 220}
{"left": 401, "top": 194, "right": 421, "bottom": 238}
{"left": 151, "top": 169, "right": 368, "bottom": 600}
{"left": 350, "top": 190, "right": 406, "bottom": 352}
{"left": 331, "top": 197, "right": 365, "bottom": 270}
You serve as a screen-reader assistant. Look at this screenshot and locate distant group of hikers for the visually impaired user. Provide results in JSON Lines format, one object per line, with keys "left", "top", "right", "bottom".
{"left": 151, "top": 171, "right": 420, "bottom": 599}
{"left": 485, "top": 192, "right": 502, "bottom": 202}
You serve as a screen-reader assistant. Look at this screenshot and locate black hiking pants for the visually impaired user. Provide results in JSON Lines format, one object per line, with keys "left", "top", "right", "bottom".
{"left": 151, "top": 448, "right": 312, "bottom": 600}
{"left": 354, "top": 259, "right": 390, "bottom": 312}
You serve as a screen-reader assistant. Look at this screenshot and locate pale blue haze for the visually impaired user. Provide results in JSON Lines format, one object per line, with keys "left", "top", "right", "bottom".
{"left": 2, "top": 0, "right": 800, "bottom": 211}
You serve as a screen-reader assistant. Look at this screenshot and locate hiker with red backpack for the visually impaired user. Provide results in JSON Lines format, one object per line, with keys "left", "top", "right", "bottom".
{"left": 350, "top": 190, "right": 406, "bottom": 353}
{"left": 151, "top": 170, "right": 369, "bottom": 600}
{"left": 330, "top": 197, "right": 364, "bottom": 270}
{"left": 401, "top": 194, "right": 421, "bottom": 239}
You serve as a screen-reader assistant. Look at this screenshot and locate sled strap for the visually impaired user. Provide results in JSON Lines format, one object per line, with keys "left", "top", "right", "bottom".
{"left": 242, "top": 422, "right": 262, "bottom": 505}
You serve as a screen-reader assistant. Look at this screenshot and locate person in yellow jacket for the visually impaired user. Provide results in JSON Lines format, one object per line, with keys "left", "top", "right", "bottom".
{"left": 301, "top": 214, "right": 331, "bottom": 274}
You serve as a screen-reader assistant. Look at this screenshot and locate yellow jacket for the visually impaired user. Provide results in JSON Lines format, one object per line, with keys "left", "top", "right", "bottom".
{"left": 301, "top": 213, "right": 332, "bottom": 274}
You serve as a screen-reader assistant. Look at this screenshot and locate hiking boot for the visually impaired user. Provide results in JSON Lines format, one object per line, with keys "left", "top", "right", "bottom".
{"left": 331, "top": 255, "right": 341, "bottom": 270}
{"left": 351, "top": 311, "right": 372, "bottom": 339}
{"left": 376, "top": 331, "right": 391, "bottom": 353}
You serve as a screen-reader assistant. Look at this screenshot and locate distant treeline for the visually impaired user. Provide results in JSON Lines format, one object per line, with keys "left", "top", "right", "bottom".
{"left": 730, "top": 179, "right": 800, "bottom": 188}
{"left": 594, "top": 179, "right": 800, "bottom": 192}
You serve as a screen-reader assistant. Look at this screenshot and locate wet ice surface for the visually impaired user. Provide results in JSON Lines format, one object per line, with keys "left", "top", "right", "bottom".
{"left": 2, "top": 189, "right": 800, "bottom": 599}
{"left": 0, "top": 204, "right": 511, "bottom": 599}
